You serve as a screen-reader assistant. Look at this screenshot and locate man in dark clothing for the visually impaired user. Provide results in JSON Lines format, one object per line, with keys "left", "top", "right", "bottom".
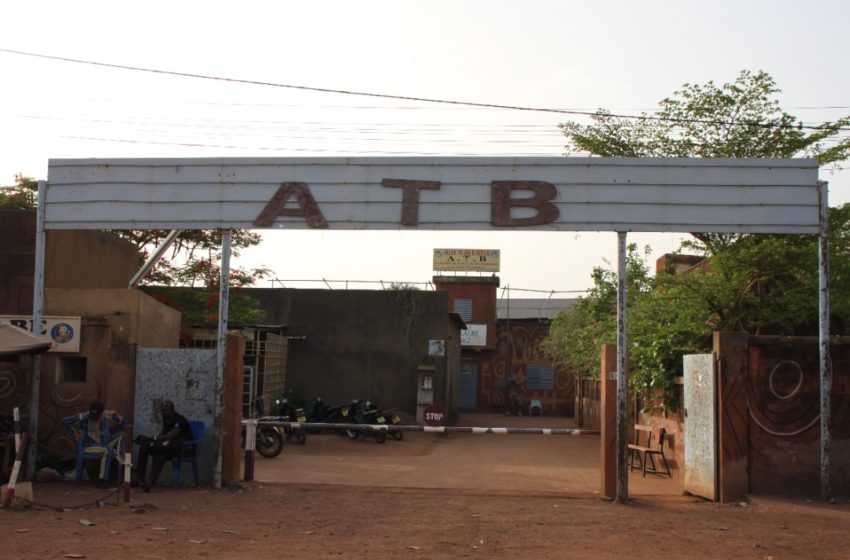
{"left": 135, "top": 400, "right": 193, "bottom": 492}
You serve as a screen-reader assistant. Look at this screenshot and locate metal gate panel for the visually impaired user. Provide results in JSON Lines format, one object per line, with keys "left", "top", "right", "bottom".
{"left": 684, "top": 354, "right": 717, "bottom": 500}
{"left": 259, "top": 332, "right": 287, "bottom": 415}
{"left": 134, "top": 348, "right": 216, "bottom": 484}
{"left": 459, "top": 363, "right": 478, "bottom": 410}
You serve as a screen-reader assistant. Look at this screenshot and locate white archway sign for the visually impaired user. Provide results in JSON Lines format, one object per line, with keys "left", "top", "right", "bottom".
{"left": 31, "top": 156, "right": 830, "bottom": 500}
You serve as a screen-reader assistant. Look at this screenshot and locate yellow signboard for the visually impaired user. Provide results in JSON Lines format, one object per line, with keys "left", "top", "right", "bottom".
{"left": 433, "top": 249, "right": 500, "bottom": 272}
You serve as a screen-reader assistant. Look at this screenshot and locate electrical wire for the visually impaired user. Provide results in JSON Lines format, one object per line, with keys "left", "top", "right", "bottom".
{"left": 1, "top": 48, "right": 847, "bottom": 133}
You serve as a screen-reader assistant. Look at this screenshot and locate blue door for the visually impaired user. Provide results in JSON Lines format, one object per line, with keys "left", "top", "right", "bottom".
{"left": 459, "top": 363, "right": 478, "bottom": 410}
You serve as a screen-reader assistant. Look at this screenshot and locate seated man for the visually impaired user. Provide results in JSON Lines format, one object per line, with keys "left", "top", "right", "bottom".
{"left": 61, "top": 400, "right": 125, "bottom": 484}
{"left": 135, "top": 400, "right": 194, "bottom": 493}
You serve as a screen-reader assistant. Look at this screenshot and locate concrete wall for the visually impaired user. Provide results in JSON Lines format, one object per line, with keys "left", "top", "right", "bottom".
{"left": 42, "top": 288, "right": 181, "bottom": 419}
{"left": 244, "top": 288, "right": 459, "bottom": 417}
{"left": 45, "top": 230, "right": 139, "bottom": 290}
{"left": 46, "top": 289, "right": 181, "bottom": 349}
{"left": 0, "top": 211, "right": 139, "bottom": 316}
{"left": 0, "top": 212, "right": 36, "bottom": 314}
{"left": 134, "top": 348, "right": 216, "bottom": 485}
{"left": 1, "top": 289, "right": 181, "bottom": 465}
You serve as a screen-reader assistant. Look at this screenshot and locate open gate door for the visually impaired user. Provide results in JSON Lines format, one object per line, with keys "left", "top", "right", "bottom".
{"left": 683, "top": 354, "right": 718, "bottom": 500}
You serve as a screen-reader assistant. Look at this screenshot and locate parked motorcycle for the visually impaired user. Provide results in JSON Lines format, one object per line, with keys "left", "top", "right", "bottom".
{"left": 375, "top": 408, "right": 403, "bottom": 441}
{"left": 242, "top": 396, "right": 285, "bottom": 458}
{"left": 275, "top": 397, "right": 307, "bottom": 444}
{"left": 349, "top": 399, "right": 387, "bottom": 444}
{"left": 241, "top": 420, "right": 284, "bottom": 458}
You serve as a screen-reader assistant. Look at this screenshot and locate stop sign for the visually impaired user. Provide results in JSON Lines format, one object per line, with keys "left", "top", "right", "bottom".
{"left": 424, "top": 405, "right": 445, "bottom": 426}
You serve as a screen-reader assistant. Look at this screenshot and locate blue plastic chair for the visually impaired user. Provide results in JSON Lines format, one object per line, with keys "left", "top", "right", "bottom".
{"left": 74, "top": 438, "right": 116, "bottom": 483}
{"left": 171, "top": 420, "right": 205, "bottom": 487}
{"left": 63, "top": 415, "right": 124, "bottom": 484}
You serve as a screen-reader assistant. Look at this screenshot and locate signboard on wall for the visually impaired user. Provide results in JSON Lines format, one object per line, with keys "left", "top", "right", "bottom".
{"left": 0, "top": 315, "right": 81, "bottom": 353}
{"left": 45, "top": 157, "right": 820, "bottom": 234}
{"left": 460, "top": 324, "right": 488, "bottom": 347}
{"left": 428, "top": 339, "right": 446, "bottom": 356}
{"left": 433, "top": 249, "right": 500, "bottom": 272}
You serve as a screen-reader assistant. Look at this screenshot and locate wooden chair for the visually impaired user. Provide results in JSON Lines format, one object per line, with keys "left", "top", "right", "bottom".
{"left": 627, "top": 424, "right": 671, "bottom": 477}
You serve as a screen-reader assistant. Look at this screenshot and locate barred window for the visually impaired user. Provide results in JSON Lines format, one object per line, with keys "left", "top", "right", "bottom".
{"left": 454, "top": 299, "right": 473, "bottom": 322}
{"left": 526, "top": 364, "right": 554, "bottom": 391}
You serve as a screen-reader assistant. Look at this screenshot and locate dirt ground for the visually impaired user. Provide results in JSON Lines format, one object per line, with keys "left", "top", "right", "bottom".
{"left": 3, "top": 414, "right": 850, "bottom": 559}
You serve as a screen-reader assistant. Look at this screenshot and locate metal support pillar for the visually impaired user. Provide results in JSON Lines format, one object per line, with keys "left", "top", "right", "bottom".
{"left": 128, "top": 229, "right": 183, "bottom": 288}
{"left": 818, "top": 181, "right": 832, "bottom": 500}
{"left": 27, "top": 180, "right": 47, "bottom": 479}
{"left": 616, "top": 231, "right": 628, "bottom": 502}
{"left": 213, "top": 230, "right": 232, "bottom": 489}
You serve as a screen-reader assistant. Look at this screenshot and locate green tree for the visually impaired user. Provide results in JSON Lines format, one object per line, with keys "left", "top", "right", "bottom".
{"left": 542, "top": 244, "right": 653, "bottom": 379}
{"left": 0, "top": 174, "right": 38, "bottom": 209}
{"left": 110, "top": 229, "right": 268, "bottom": 288}
{"left": 560, "top": 69, "right": 850, "bottom": 252}
{"left": 548, "top": 70, "right": 850, "bottom": 406}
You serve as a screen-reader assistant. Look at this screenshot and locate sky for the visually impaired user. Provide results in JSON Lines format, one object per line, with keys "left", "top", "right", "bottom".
{"left": 1, "top": 0, "right": 848, "bottom": 296}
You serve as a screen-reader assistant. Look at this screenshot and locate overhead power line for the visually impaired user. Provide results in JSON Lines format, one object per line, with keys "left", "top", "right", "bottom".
{"left": 1, "top": 48, "right": 848, "bottom": 133}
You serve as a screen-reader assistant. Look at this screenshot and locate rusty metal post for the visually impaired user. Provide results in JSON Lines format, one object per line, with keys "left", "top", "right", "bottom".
{"left": 213, "top": 230, "right": 232, "bottom": 489}
{"left": 13, "top": 406, "right": 21, "bottom": 455}
{"left": 3, "top": 408, "right": 28, "bottom": 508}
{"left": 600, "top": 345, "right": 618, "bottom": 499}
{"left": 616, "top": 232, "right": 628, "bottom": 502}
{"left": 818, "top": 181, "right": 832, "bottom": 500}
{"left": 243, "top": 420, "right": 256, "bottom": 481}
{"left": 27, "top": 181, "right": 47, "bottom": 479}
{"left": 121, "top": 424, "right": 133, "bottom": 502}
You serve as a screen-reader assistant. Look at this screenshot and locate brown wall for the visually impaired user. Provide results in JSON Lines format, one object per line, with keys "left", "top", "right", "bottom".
{"left": 46, "top": 289, "right": 181, "bottom": 348}
{"left": 45, "top": 230, "right": 139, "bottom": 290}
{"left": 244, "top": 288, "right": 460, "bottom": 417}
{"left": 0, "top": 211, "right": 139, "bottom": 316}
{"left": 2, "top": 289, "right": 181, "bottom": 462}
{"left": 0, "top": 212, "right": 36, "bottom": 314}
{"left": 576, "top": 377, "right": 601, "bottom": 430}
{"left": 741, "top": 336, "right": 850, "bottom": 496}
{"left": 433, "top": 276, "right": 498, "bottom": 349}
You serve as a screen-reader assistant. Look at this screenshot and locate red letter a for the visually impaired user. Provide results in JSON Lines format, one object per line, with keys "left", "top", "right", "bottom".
{"left": 254, "top": 183, "right": 328, "bottom": 228}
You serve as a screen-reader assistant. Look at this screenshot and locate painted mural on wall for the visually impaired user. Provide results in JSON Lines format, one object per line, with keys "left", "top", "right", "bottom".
{"left": 477, "top": 322, "right": 574, "bottom": 416}
{"left": 0, "top": 357, "right": 109, "bottom": 466}
{"left": 746, "top": 341, "right": 850, "bottom": 495}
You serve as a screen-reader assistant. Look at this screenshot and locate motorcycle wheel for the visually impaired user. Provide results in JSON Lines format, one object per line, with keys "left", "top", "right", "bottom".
{"left": 256, "top": 428, "right": 284, "bottom": 458}
{"left": 345, "top": 428, "right": 359, "bottom": 440}
{"left": 373, "top": 431, "right": 386, "bottom": 444}
{"left": 296, "top": 432, "right": 306, "bottom": 445}
{"left": 390, "top": 430, "right": 403, "bottom": 441}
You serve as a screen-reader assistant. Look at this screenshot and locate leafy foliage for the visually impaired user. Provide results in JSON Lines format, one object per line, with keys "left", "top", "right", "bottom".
{"left": 143, "top": 286, "right": 266, "bottom": 328}
{"left": 115, "top": 230, "right": 270, "bottom": 328}
{"left": 0, "top": 174, "right": 38, "bottom": 210}
{"left": 549, "top": 70, "right": 850, "bottom": 406}
{"left": 113, "top": 229, "right": 269, "bottom": 288}
{"left": 560, "top": 70, "right": 850, "bottom": 252}
{"left": 542, "top": 244, "right": 653, "bottom": 379}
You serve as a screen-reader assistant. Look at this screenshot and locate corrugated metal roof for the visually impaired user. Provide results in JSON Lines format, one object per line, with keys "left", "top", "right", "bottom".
{"left": 0, "top": 323, "right": 52, "bottom": 356}
{"left": 496, "top": 298, "right": 576, "bottom": 320}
